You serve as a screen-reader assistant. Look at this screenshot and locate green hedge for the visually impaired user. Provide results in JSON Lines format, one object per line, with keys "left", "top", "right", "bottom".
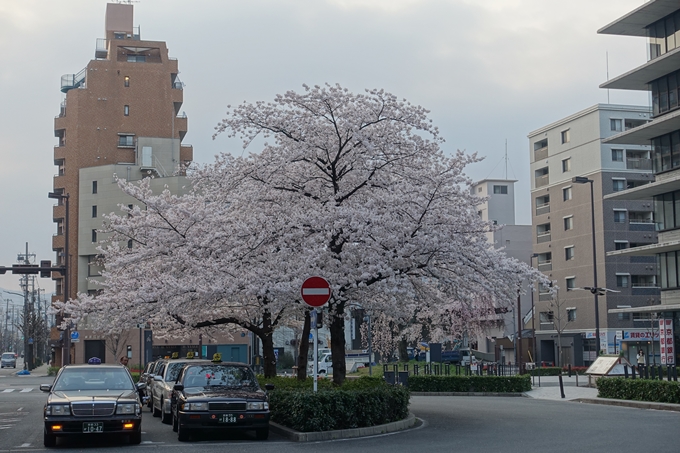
{"left": 268, "top": 386, "right": 410, "bottom": 432}
{"left": 597, "top": 377, "right": 680, "bottom": 404}
{"left": 408, "top": 375, "right": 531, "bottom": 393}
{"left": 527, "top": 367, "right": 562, "bottom": 376}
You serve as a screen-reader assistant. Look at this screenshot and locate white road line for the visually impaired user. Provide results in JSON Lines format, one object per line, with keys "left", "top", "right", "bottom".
{"left": 17, "top": 407, "right": 23, "bottom": 411}
{"left": 1, "top": 389, "right": 14, "bottom": 393}
{"left": 19, "top": 443, "right": 31, "bottom": 448}
{"left": 19, "top": 388, "right": 32, "bottom": 393}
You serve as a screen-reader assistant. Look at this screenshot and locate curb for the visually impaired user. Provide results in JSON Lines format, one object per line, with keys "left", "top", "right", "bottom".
{"left": 410, "top": 392, "right": 524, "bottom": 397}
{"left": 269, "top": 412, "right": 416, "bottom": 442}
{"left": 573, "top": 398, "right": 680, "bottom": 412}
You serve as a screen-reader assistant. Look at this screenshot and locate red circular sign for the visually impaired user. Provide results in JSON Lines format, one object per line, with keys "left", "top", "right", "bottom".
{"left": 301, "top": 276, "right": 331, "bottom": 307}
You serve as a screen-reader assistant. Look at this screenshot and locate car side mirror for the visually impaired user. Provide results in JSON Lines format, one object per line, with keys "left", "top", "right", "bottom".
{"left": 153, "top": 375, "right": 163, "bottom": 382}
{"left": 40, "top": 384, "right": 52, "bottom": 392}
{"left": 173, "top": 384, "right": 184, "bottom": 391}
{"left": 136, "top": 382, "right": 147, "bottom": 391}
{"left": 264, "top": 384, "right": 275, "bottom": 391}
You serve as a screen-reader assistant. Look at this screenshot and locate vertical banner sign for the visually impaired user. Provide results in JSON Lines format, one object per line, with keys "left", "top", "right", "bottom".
{"left": 659, "top": 319, "right": 675, "bottom": 365}
{"left": 144, "top": 330, "right": 153, "bottom": 365}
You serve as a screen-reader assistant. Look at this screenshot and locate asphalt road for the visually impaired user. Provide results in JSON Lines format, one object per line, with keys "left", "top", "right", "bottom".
{"left": 0, "top": 368, "right": 678, "bottom": 452}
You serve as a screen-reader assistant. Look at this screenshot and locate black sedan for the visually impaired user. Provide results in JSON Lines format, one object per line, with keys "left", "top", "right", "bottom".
{"left": 171, "top": 361, "right": 273, "bottom": 441}
{"left": 41, "top": 363, "right": 145, "bottom": 447}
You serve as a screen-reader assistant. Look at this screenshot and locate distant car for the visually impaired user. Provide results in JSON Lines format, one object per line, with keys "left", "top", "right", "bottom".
{"left": 1, "top": 352, "right": 17, "bottom": 368}
{"left": 41, "top": 363, "right": 146, "bottom": 447}
{"left": 151, "top": 358, "right": 212, "bottom": 424}
{"left": 171, "top": 361, "right": 273, "bottom": 441}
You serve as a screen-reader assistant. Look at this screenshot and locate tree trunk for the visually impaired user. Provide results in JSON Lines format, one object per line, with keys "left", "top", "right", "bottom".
{"left": 296, "top": 310, "right": 311, "bottom": 380}
{"left": 398, "top": 338, "right": 408, "bottom": 362}
{"left": 260, "top": 312, "right": 277, "bottom": 378}
{"left": 330, "top": 307, "right": 346, "bottom": 386}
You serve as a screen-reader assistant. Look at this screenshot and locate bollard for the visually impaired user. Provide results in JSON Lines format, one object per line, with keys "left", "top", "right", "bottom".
{"left": 651, "top": 366, "right": 656, "bottom": 380}
{"left": 674, "top": 366, "right": 678, "bottom": 382}
{"left": 383, "top": 364, "right": 389, "bottom": 374}
{"left": 658, "top": 366, "right": 663, "bottom": 380}
{"left": 624, "top": 365, "right": 629, "bottom": 379}
{"left": 568, "top": 364, "right": 572, "bottom": 378}
{"left": 445, "top": 364, "right": 450, "bottom": 376}
{"left": 414, "top": 364, "right": 419, "bottom": 376}
{"left": 631, "top": 366, "right": 636, "bottom": 379}
{"left": 434, "top": 364, "right": 439, "bottom": 375}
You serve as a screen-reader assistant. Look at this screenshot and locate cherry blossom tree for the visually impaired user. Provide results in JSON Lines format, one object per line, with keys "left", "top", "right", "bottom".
{"left": 58, "top": 84, "right": 548, "bottom": 384}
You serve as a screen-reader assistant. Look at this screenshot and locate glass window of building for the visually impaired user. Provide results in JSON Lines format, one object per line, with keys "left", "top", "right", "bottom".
{"left": 610, "top": 119, "right": 622, "bottom": 132}
{"left": 563, "top": 216, "right": 573, "bottom": 231}
{"left": 92, "top": 181, "right": 98, "bottom": 194}
{"left": 124, "top": 76, "right": 130, "bottom": 87}
{"left": 91, "top": 229, "right": 97, "bottom": 243}
{"left": 562, "top": 158, "right": 571, "bottom": 172}
{"left": 561, "top": 129, "right": 570, "bottom": 144}
{"left": 612, "top": 149, "right": 624, "bottom": 162}
{"left": 614, "top": 210, "right": 626, "bottom": 223}
{"left": 565, "top": 246, "right": 575, "bottom": 261}
{"left": 614, "top": 241, "right": 628, "bottom": 250}
{"left": 565, "top": 277, "right": 575, "bottom": 291}
{"left": 493, "top": 185, "right": 507, "bottom": 194}
{"left": 563, "top": 187, "right": 572, "bottom": 201}
{"left": 124, "top": 105, "right": 129, "bottom": 116}
{"left": 92, "top": 205, "right": 97, "bottom": 218}
{"left": 612, "top": 179, "right": 626, "bottom": 192}
{"left": 616, "top": 274, "right": 629, "bottom": 288}
{"left": 567, "top": 308, "right": 576, "bottom": 322}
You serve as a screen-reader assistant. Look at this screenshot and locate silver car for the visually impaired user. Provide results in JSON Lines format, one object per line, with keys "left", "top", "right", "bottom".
{"left": 1, "top": 352, "right": 17, "bottom": 368}
{"left": 150, "top": 359, "right": 211, "bottom": 424}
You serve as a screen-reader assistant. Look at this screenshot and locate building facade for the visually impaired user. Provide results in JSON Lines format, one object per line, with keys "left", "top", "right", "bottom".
{"left": 529, "top": 104, "right": 658, "bottom": 367}
{"left": 49, "top": 3, "right": 248, "bottom": 366}
{"left": 471, "top": 179, "right": 533, "bottom": 365}
{"left": 599, "top": 1, "right": 680, "bottom": 368}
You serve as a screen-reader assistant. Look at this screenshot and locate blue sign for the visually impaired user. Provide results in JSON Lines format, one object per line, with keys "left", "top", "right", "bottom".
{"left": 70, "top": 331, "right": 79, "bottom": 340}
{"left": 28, "top": 338, "right": 34, "bottom": 345}
{"left": 274, "top": 350, "right": 279, "bottom": 362}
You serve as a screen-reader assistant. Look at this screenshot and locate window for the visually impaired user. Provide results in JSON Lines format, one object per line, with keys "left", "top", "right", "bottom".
{"left": 563, "top": 186, "right": 572, "bottom": 201}
{"left": 91, "top": 229, "right": 97, "bottom": 243}
{"left": 614, "top": 241, "right": 628, "bottom": 250}
{"left": 561, "top": 129, "right": 570, "bottom": 144}
{"left": 565, "top": 246, "right": 575, "bottom": 261}
{"left": 567, "top": 308, "right": 576, "bottom": 322}
{"left": 618, "top": 306, "right": 631, "bottom": 321}
{"left": 92, "top": 181, "right": 98, "bottom": 194}
{"left": 610, "top": 119, "right": 623, "bottom": 132}
{"left": 124, "top": 76, "right": 130, "bottom": 87}
{"left": 616, "top": 275, "right": 629, "bottom": 288}
{"left": 562, "top": 158, "right": 571, "bottom": 172}
{"left": 564, "top": 216, "right": 573, "bottom": 231}
{"left": 118, "top": 134, "right": 135, "bottom": 147}
{"left": 92, "top": 205, "right": 97, "bottom": 218}
{"left": 612, "top": 149, "right": 624, "bottom": 162}
{"left": 493, "top": 185, "right": 508, "bottom": 194}
{"left": 612, "top": 179, "right": 626, "bottom": 192}
{"left": 539, "top": 311, "right": 554, "bottom": 323}
{"left": 614, "top": 210, "right": 626, "bottom": 223}
{"left": 566, "top": 277, "right": 575, "bottom": 291}
{"left": 124, "top": 105, "right": 129, "bottom": 116}
{"left": 127, "top": 54, "right": 146, "bottom": 63}
{"left": 128, "top": 240, "right": 133, "bottom": 249}
{"left": 477, "top": 187, "right": 482, "bottom": 193}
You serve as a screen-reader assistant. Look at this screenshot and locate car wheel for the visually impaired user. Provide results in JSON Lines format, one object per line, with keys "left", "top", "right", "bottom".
{"left": 149, "top": 396, "right": 154, "bottom": 412}
{"left": 161, "top": 401, "right": 172, "bottom": 424}
{"left": 255, "top": 427, "right": 269, "bottom": 440}
{"left": 172, "top": 413, "right": 178, "bottom": 432}
{"left": 152, "top": 399, "right": 161, "bottom": 417}
{"left": 129, "top": 431, "right": 142, "bottom": 444}
{"left": 44, "top": 430, "right": 57, "bottom": 447}
{"left": 177, "top": 421, "right": 190, "bottom": 442}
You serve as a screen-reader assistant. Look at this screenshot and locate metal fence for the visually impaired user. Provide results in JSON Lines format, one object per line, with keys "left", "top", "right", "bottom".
{"left": 621, "top": 365, "right": 678, "bottom": 381}
{"left": 382, "top": 363, "right": 522, "bottom": 385}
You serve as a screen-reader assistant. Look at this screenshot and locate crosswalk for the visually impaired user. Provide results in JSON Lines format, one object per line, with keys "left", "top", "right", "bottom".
{"left": 1, "top": 388, "right": 35, "bottom": 393}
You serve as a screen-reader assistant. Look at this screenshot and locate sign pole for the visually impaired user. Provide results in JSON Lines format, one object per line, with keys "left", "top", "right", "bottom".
{"left": 312, "top": 309, "right": 318, "bottom": 392}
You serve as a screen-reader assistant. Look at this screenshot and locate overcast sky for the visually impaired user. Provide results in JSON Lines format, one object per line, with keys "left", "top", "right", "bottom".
{"left": 0, "top": 0, "right": 650, "bottom": 293}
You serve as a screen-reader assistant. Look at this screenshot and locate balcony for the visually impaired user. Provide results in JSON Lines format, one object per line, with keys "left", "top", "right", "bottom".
{"left": 536, "top": 203, "right": 550, "bottom": 216}
{"left": 52, "top": 204, "right": 65, "bottom": 222}
{"left": 95, "top": 38, "right": 108, "bottom": 59}
{"left": 537, "top": 232, "right": 551, "bottom": 244}
{"left": 61, "top": 68, "right": 86, "bottom": 93}
{"left": 180, "top": 145, "right": 193, "bottom": 163}
{"left": 54, "top": 145, "right": 66, "bottom": 161}
{"left": 538, "top": 261, "right": 552, "bottom": 272}
{"left": 52, "top": 234, "right": 65, "bottom": 250}
{"left": 534, "top": 146, "right": 548, "bottom": 161}
{"left": 535, "top": 174, "right": 549, "bottom": 188}
{"left": 626, "top": 158, "right": 652, "bottom": 170}
{"left": 53, "top": 174, "right": 66, "bottom": 190}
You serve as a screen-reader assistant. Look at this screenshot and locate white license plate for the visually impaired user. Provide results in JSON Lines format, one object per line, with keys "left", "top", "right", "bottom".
{"left": 218, "top": 414, "right": 237, "bottom": 424}
{"left": 83, "top": 422, "right": 104, "bottom": 433}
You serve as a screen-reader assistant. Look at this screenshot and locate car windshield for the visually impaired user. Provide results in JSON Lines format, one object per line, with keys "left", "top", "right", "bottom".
{"left": 2, "top": 353, "right": 14, "bottom": 359}
{"left": 165, "top": 362, "right": 187, "bottom": 382}
{"left": 182, "top": 365, "right": 258, "bottom": 389}
{"left": 53, "top": 368, "right": 134, "bottom": 391}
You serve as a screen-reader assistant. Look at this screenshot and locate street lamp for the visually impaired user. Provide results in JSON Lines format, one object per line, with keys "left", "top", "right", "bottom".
{"left": 572, "top": 176, "right": 601, "bottom": 357}
{"left": 48, "top": 191, "right": 70, "bottom": 366}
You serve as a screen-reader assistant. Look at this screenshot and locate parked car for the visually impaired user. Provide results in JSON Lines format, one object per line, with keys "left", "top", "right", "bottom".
{"left": 144, "top": 359, "right": 167, "bottom": 410}
{"left": 1, "top": 352, "right": 17, "bottom": 368}
{"left": 40, "top": 363, "right": 146, "bottom": 447}
{"left": 171, "top": 360, "right": 273, "bottom": 441}
{"left": 151, "top": 358, "right": 212, "bottom": 424}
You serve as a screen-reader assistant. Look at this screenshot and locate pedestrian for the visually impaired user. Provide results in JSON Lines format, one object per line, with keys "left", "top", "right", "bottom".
{"left": 119, "top": 356, "right": 129, "bottom": 367}
{"left": 636, "top": 349, "right": 645, "bottom": 371}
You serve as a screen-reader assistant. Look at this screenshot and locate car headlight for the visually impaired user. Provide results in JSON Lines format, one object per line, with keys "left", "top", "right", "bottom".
{"left": 46, "top": 404, "right": 71, "bottom": 416}
{"left": 116, "top": 403, "right": 137, "bottom": 415}
{"left": 182, "top": 402, "right": 208, "bottom": 411}
{"left": 247, "top": 402, "right": 268, "bottom": 410}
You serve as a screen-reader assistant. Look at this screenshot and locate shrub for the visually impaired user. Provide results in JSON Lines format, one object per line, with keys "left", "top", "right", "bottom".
{"left": 268, "top": 386, "right": 410, "bottom": 432}
{"left": 130, "top": 372, "right": 140, "bottom": 382}
{"left": 47, "top": 366, "right": 60, "bottom": 376}
{"left": 562, "top": 366, "right": 589, "bottom": 375}
{"left": 597, "top": 377, "right": 680, "bottom": 404}
{"left": 527, "top": 367, "right": 562, "bottom": 376}
{"left": 408, "top": 375, "right": 531, "bottom": 393}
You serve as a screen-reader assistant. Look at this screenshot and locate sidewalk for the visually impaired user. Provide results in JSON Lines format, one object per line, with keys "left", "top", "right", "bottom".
{"left": 15, "top": 362, "right": 51, "bottom": 378}
{"left": 524, "top": 375, "right": 597, "bottom": 401}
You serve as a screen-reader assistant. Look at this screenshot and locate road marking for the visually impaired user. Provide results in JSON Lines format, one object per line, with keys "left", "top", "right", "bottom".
{"left": 19, "top": 388, "right": 32, "bottom": 393}
{"left": 17, "top": 407, "right": 23, "bottom": 411}
{"left": 19, "top": 443, "right": 30, "bottom": 448}
{"left": 0, "top": 425, "right": 13, "bottom": 430}
{"left": 1, "top": 389, "right": 14, "bottom": 393}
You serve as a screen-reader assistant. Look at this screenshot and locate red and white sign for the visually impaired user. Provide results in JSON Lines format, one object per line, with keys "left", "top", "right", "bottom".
{"left": 659, "top": 319, "right": 675, "bottom": 365}
{"left": 301, "top": 277, "right": 331, "bottom": 307}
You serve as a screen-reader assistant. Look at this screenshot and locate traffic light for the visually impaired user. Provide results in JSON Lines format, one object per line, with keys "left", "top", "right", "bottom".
{"left": 316, "top": 311, "right": 323, "bottom": 328}
{"left": 40, "top": 260, "right": 51, "bottom": 278}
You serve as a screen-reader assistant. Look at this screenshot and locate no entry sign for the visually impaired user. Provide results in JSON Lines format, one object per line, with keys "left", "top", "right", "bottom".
{"left": 301, "top": 276, "right": 331, "bottom": 307}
